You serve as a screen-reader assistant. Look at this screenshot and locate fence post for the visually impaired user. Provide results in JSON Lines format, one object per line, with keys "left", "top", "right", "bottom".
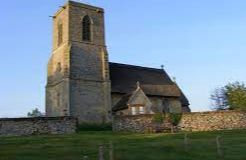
{"left": 98, "top": 144, "right": 104, "bottom": 160}
{"left": 170, "top": 124, "right": 174, "bottom": 133}
{"left": 216, "top": 135, "right": 223, "bottom": 158}
{"left": 109, "top": 141, "right": 114, "bottom": 160}
{"left": 184, "top": 133, "right": 188, "bottom": 152}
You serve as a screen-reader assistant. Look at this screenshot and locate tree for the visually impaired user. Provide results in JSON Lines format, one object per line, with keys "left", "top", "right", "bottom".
{"left": 210, "top": 87, "right": 228, "bottom": 110}
{"left": 211, "top": 82, "right": 246, "bottom": 111}
{"left": 225, "top": 82, "right": 246, "bottom": 111}
{"left": 27, "top": 108, "right": 44, "bottom": 117}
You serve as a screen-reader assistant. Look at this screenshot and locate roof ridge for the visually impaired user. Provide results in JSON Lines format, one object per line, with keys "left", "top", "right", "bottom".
{"left": 109, "top": 62, "right": 164, "bottom": 72}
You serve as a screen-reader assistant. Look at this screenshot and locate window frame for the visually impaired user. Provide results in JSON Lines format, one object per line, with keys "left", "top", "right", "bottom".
{"left": 82, "top": 15, "right": 92, "bottom": 42}
{"left": 57, "top": 22, "right": 63, "bottom": 46}
{"left": 130, "top": 104, "right": 146, "bottom": 115}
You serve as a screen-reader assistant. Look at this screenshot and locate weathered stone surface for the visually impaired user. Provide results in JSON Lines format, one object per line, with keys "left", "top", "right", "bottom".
{"left": 113, "top": 115, "right": 153, "bottom": 133}
{"left": 113, "top": 114, "right": 171, "bottom": 133}
{"left": 46, "top": 1, "right": 111, "bottom": 123}
{"left": 0, "top": 117, "right": 77, "bottom": 136}
{"left": 113, "top": 111, "right": 246, "bottom": 133}
{"left": 179, "top": 111, "right": 246, "bottom": 131}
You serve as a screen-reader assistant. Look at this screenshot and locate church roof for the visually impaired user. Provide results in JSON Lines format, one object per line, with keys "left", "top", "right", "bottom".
{"left": 112, "top": 86, "right": 151, "bottom": 112}
{"left": 109, "top": 62, "right": 173, "bottom": 87}
{"left": 109, "top": 62, "right": 190, "bottom": 107}
{"left": 112, "top": 93, "right": 132, "bottom": 112}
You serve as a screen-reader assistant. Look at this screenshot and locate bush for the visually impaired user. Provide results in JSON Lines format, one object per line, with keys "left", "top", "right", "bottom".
{"left": 152, "top": 113, "right": 165, "bottom": 124}
{"left": 27, "top": 108, "right": 44, "bottom": 117}
{"left": 169, "top": 113, "right": 182, "bottom": 126}
{"left": 78, "top": 123, "right": 112, "bottom": 131}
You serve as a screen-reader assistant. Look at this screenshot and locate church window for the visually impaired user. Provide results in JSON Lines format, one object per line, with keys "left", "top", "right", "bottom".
{"left": 131, "top": 107, "right": 137, "bottom": 115}
{"left": 82, "top": 15, "right": 91, "bottom": 41}
{"left": 131, "top": 105, "right": 145, "bottom": 115}
{"left": 139, "top": 106, "right": 145, "bottom": 114}
{"left": 57, "top": 93, "right": 60, "bottom": 107}
{"left": 56, "top": 62, "right": 62, "bottom": 72}
{"left": 58, "top": 23, "right": 63, "bottom": 46}
{"left": 163, "top": 99, "right": 170, "bottom": 113}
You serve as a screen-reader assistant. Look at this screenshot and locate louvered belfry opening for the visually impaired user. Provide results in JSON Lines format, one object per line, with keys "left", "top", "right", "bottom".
{"left": 82, "top": 15, "right": 91, "bottom": 41}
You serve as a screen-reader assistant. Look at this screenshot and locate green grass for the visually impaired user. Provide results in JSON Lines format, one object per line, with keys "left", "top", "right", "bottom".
{"left": 1, "top": 130, "right": 246, "bottom": 160}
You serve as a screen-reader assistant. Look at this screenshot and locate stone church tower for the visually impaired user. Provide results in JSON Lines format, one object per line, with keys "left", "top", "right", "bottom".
{"left": 46, "top": 1, "right": 111, "bottom": 123}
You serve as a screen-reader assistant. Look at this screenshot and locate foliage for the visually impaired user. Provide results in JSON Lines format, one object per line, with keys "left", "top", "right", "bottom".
{"left": 211, "top": 82, "right": 246, "bottom": 111}
{"left": 225, "top": 82, "right": 246, "bottom": 111}
{"left": 78, "top": 123, "right": 112, "bottom": 131}
{"left": 1, "top": 130, "right": 246, "bottom": 159}
{"left": 210, "top": 87, "right": 228, "bottom": 110}
{"left": 27, "top": 108, "right": 44, "bottom": 117}
{"left": 169, "top": 113, "right": 182, "bottom": 126}
{"left": 152, "top": 113, "right": 165, "bottom": 123}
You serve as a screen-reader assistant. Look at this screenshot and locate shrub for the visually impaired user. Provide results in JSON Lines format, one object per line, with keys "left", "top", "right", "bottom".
{"left": 169, "top": 113, "right": 182, "bottom": 126}
{"left": 152, "top": 113, "right": 165, "bottom": 124}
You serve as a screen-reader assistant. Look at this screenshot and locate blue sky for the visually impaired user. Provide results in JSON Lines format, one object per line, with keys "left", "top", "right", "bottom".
{"left": 1, "top": 0, "right": 246, "bottom": 117}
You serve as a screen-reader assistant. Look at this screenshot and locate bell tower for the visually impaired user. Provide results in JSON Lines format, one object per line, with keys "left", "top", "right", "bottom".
{"left": 46, "top": 1, "right": 111, "bottom": 123}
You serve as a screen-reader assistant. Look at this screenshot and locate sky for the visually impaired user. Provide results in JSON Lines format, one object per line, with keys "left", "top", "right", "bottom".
{"left": 0, "top": 0, "right": 246, "bottom": 117}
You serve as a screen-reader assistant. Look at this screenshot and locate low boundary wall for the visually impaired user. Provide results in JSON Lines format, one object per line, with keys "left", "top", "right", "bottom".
{"left": 0, "top": 117, "right": 77, "bottom": 136}
{"left": 113, "top": 111, "right": 246, "bottom": 133}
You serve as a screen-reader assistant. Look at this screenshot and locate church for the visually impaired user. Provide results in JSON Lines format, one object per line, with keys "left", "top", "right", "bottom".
{"left": 46, "top": 1, "right": 190, "bottom": 123}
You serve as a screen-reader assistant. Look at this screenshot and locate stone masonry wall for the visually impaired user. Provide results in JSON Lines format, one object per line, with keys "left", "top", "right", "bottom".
{"left": 0, "top": 117, "right": 77, "bottom": 136}
{"left": 46, "top": 1, "right": 111, "bottom": 123}
{"left": 113, "top": 111, "right": 246, "bottom": 133}
{"left": 179, "top": 111, "right": 246, "bottom": 131}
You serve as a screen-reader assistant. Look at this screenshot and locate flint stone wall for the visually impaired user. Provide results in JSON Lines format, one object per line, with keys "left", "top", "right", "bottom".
{"left": 0, "top": 117, "right": 77, "bottom": 136}
{"left": 113, "top": 111, "right": 246, "bottom": 133}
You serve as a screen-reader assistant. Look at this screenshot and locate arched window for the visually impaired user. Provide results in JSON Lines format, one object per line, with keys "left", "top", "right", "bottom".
{"left": 58, "top": 23, "right": 63, "bottom": 46}
{"left": 82, "top": 15, "right": 91, "bottom": 41}
{"left": 57, "top": 92, "right": 60, "bottom": 107}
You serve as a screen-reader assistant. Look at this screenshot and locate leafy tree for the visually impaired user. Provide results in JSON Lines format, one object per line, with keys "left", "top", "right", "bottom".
{"left": 211, "top": 82, "right": 246, "bottom": 111}
{"left": 225, "top": 82, "right": 246, "bottom": 111}
{"left": 27, "top": 108, "right": 44, "bottom": 117}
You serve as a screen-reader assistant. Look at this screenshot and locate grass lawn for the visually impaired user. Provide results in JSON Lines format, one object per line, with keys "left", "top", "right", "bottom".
{"left": 1, "top": 130, "right": 246, "bottom": 160}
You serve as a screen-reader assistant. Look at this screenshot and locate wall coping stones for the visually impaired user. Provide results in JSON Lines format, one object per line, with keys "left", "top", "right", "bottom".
{"left": 0, "top": 116, "right": 76, "bottom": 122}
